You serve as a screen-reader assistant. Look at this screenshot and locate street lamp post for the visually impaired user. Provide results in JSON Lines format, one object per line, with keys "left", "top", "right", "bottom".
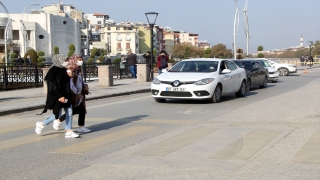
{"left": 308, "top": 41, "right": 313, "bottom": 67}
{"left": 0, "top": 2, "right": 11, "bottom": 66}
{"left": 244, "top": 0, "right": 249, "bottom": 58}
{"left": 233, "top": 0, "right": 239, "bottom": 59}
{"left": 145, "top": 12, "right": 158, "bottom": 81}
{"left": 20, "top": 4, "right": 39, "bottom": 56}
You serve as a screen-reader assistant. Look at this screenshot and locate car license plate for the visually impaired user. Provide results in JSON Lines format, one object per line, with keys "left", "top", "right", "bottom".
{"left": 166, "top": 87, "right": 186, "bottom": 91}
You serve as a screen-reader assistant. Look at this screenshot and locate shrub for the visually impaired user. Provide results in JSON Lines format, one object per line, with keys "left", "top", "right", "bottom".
{"left": 113, "top": 58, "right": 121, "bottom": 63}
{"left": 10, "top": 53, "right": 18, "bottom": 58}
{"left": 38, "top": 51, "right": 45, "bottom": 56}
{"left": 68, "top": 44, "right": 75, "bottom": 57}
{"left": 24, "top": 48, "right": 38, "bottom": 64}
{"left": 87, "top": 58, "right": 95, "bottom": 64}
{"left": 98, "top": 55, "right": 105, "bottom": 61}
{"left": 54, "top": 46, "right": 59, "bottom": 55}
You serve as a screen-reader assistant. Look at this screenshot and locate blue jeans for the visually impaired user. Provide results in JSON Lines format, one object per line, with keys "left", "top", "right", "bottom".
{"left": 42, "top": 104, "right": 73, "bottom": 130}
{"left": 158, "top": 67, "right": 164, "bottom": 75}
{"left": 129, "top": 65, "right": 137, "bottom": 78}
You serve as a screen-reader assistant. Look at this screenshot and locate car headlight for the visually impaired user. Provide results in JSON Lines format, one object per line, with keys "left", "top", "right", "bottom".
{"left": 152, "top": 78, "right": 161, "bottom": 84}
{"left": 194, "top": 78, "right": 214, "bottom": 85}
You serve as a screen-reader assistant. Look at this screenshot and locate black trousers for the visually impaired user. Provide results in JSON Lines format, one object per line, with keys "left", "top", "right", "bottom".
{"left": 60, "top": 102, "right": 86, "bottom": 126}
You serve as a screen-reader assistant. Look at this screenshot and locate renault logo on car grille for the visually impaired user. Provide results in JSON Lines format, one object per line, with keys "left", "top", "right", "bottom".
{"left": 173, "top": 80, "right": 180, "bottom": 87}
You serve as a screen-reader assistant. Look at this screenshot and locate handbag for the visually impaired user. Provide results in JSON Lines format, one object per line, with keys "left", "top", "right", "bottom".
{"left": 82, "top": 83, "right": 90, "bottom": 95}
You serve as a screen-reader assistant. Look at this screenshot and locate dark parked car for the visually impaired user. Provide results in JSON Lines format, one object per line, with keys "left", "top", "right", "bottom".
{"left": 232, "top": 60, "right": 268, "bottom": 91}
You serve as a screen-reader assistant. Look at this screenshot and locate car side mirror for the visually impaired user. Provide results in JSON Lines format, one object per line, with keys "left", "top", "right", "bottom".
{"left": 221, "top": 69, "right": 231, "bottom": 74}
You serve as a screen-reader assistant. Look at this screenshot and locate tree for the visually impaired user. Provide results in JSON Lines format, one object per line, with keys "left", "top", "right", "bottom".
{"left": 184, "top": 46, "right": 191, "bottom": 59}
{"left": 68, "top": 44, "right": 75, "bottom": 57}
{"left": 210, "top": 43, "right": 232, "bottom": 58}
{"left": 87, "top": 47, "right": 97, "bottom": 63}
{"left": 37, "top": 51, "right": 45, "bottom": 65}
{"left": 257, "top": 46, "right": 263, "bottom": 52}
{"left": 203, "top": 48, "right": 211, "bottom": 58}
{"left": 10, "top": 53, "right": 18, "bottom": 63}
{"left": 172, "top": 43, "right": 186, "bottom": 59}
{"left": 24, "top": 48, "right": 39, "bottom": 64}
{"left": 257, "top": 53, "right": 265, "bottom": 58}
{"left": 54, "top": 46, "right": 59, "bottom": 55}
{"left": 312, "top": 40, "right": 320, "bottom": 56}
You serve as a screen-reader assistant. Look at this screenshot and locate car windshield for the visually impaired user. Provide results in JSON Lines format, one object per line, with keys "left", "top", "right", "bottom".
{"left": 169, "top": 61, "right": 219, "bottom": 73}
{"left": 257, "top": 60, "right": 271, "bottom": 67}
{"left": 233, "top": 61, "right": 251, "bottom": 71}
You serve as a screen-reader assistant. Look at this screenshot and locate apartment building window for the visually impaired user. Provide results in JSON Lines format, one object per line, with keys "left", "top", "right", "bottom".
{"left": 126, "top": 34, "right": 131, "bottom": 41}
{"left": 107, "top": 27, "right": 111, "bottom": 30}
{"left": 126, "top": 43, "right": 130, "bottom": 50}
{"left": 97, "top": 21, "right": 101, "bottom": 24}
{"left": 116, "top": 27, "right": 120, "bottom": 30}
{"left": 117, "top": 34, "right": 122, "bottom": 41}
{"left": 117, "top": 43, "right": 121, "bottom": 50}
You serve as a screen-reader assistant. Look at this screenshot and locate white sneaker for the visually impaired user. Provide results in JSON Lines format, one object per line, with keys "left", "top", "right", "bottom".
{"left": 35, "top": 122, "right": 44, "bottom": 135}
{"left": 65, "top": 131, "right": 79, "bottom": 138}
{"left": 53, "top": 120, "right": 61, "bottom": 130}
{"left": 77, "top": 126, "right": 91, "bottom": 133}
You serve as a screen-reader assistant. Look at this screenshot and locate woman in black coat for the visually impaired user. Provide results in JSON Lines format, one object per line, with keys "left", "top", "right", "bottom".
{"left": 35, "top": 54, "right": 79, "bottom": 138}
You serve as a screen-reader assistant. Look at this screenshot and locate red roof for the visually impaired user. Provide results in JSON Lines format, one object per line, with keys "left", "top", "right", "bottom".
{"left": 93, "top": 12, "right": 108, "bottom": 16}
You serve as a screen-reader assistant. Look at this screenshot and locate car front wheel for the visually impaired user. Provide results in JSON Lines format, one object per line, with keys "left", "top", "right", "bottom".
{"left": 235, "top": 81, "right": 246, "bottom": 97}
{"left": 208, "top": 85, "right": 221, "bottom": 103}
{"left": 278, "top": 68, "right": 289, "bottom": 76}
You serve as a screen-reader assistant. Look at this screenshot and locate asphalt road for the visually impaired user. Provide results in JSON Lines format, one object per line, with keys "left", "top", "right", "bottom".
{"left": 1, "top": 69, "right": 319, "bottom": 180}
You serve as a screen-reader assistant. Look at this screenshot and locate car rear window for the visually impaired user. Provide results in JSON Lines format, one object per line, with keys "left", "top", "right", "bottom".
{"left": 169, "top": 61, "right": 219, "bottom": 73}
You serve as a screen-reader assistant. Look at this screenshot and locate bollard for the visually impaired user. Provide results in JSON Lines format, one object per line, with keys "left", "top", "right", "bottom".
{"left": 137, "top": 64, "right": 148, "bottom": 82}
{"left": 98, "top": 65, "right": 113, "bottom": 87}
{"left": 42, "top": 68, "right": 50, "bottom": 94}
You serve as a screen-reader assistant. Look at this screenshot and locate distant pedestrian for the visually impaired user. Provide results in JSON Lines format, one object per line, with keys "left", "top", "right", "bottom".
{"left": 17, "top": 55, "right": 24, "bottom": 65}
{"left": 300, "top": 56, "right": 305, "bottom": 66}
{"left": 25, "top": 55, "right": 32, "bottom": 65}
{"left": 143, "top": 51, "right": 151, "bottom": 79}
{"left": 105, "top": 55, "right": 112, "bottom": 65}
{"left": 156, "top": 50, "right": 168, "bottom": 75}
{"left": 125, "top": 50, "right": 137, "bottom": 78}
{"left": 35, "top": 54, "right": 79, "bottom": 138}
{"left": 308, "top": 55, "right": 314, "bottom": 67}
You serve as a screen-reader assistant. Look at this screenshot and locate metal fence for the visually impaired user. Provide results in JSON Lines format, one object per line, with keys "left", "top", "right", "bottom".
{"left": 0, "top": 62, "right": 136, "bottom": 91}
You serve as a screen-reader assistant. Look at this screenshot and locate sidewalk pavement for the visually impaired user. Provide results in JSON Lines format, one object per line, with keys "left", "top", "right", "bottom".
{"left": 0, "top": 65, "right": 319, "bottom": 116}
{"left": 0, "top": 78, "right": 152, "bottom": 116}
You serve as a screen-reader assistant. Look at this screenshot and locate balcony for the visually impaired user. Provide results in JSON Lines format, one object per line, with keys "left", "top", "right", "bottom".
{"left": 125, "top": 37, "right": 131, "bottom": 41}
{"left": 117, "top": 37, "right": 122, "bottom": 41}
{"left": 0, "top": 38, "right": 12, "bottom": 44}
{"left": 116, "top": 48, "right": 122, "bottom": 51}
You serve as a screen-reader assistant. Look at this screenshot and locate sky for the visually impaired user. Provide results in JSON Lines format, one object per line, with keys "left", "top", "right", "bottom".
{"left": 1, "top": 0, "right": 319, "bottom": 53}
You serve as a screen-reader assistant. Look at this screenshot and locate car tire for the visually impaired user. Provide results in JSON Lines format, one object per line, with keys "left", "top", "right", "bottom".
{"left": 154, "top": 98, "right": 166, "bottom": 103}
{"left": 278, "top": 68, "right": 289, "bottom": 76}
{"left": 246, "top": 78, "right": 251, "bottom": 91}
{"left": 235, "top": 80, "right": 246, "bottom": 97}
{"left": 259, "top": 76, "right": 268, "bottom": 88}
{"left": 208, "top": 85, "right": 221, "bottom": 103}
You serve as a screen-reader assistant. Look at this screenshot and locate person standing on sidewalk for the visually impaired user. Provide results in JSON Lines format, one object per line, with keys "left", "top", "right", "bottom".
{"left": 53, "top": 55, "right": 91, "bottom": 133}
{"left": 156, "top": 50, "right": 169, "bottom": 75}
{"left": 35, "top": 54, "right": 79, "bottom": 138}
{"left": 125, "top": 50, "right": 137, "bottom": 78}
{"left": 143, "top": 51, "right": 151, "bottom": 79}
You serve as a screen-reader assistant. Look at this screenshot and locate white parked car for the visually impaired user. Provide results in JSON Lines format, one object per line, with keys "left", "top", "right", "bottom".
{"left": 256, "top": 59, "right": 279, "bottom": 83}
{"left": 151, "top": 58, "right": 247, "bottom": 103}
{"left": 260, "top": 58, "right": 297, "bottom": 76}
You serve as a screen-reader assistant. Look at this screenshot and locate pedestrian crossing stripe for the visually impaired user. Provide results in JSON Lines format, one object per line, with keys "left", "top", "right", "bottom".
{"left": 0, "top": 122, "right": 36, "bottom": 134}
{"left": 291, "top": 131, "right": 320, "bottom": 164}
{"left": 209, "top": 129, "right": 282, "bottom": 161}
{"left": 132, "top": 128, "right": 218, "bottom": 157}
{"left": 52, "top": 126, "right": 156, "bottom": 154}
{"left": 0, "top": 132, "right": 63, "bottom": 151}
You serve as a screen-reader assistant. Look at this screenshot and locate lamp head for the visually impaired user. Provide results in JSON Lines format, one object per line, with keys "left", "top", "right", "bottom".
{"left": 145, "top": 12, "right": 158, "bottom": 25}
{"left": 308, "top": 41, "right": 313, "bottom": 46}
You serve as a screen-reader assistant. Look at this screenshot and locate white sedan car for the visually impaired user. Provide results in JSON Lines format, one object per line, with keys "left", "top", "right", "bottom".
{"left": 261, "top": 58, "right": 297, "bottom": 76}
{"left": 151, "top": 59, "right": 247, "bottom": 103}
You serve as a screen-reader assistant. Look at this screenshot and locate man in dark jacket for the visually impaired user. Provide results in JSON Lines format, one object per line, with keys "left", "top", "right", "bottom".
{"left": 143, "top": 51, "right": 151, "bottom": 79}
{"left": 125, "top": 50, "right": 137, "bottom": 78}
{"left": 35, "top": 54, "right": 79, "bottom": 138}
{"left": 105, "top": 55, "right": 112, "bottom": 65}
{"left": 16, "top": 55, "right": 24, "bottom": 65}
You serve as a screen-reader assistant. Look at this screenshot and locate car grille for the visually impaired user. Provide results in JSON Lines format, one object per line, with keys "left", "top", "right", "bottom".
{"left": 160, "top": 91, "right": 193, "bottom": 97}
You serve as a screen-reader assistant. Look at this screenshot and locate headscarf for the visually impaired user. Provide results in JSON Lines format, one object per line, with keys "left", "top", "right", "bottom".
{"left": 52, "top": 54, "right": 68, "bottom": 68}
{"left": 66, "top": 55, "right": 79, "bottom": 70}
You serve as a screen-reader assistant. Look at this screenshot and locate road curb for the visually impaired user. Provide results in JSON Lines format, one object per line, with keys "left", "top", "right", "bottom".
{"left": 0, "top": 89, "right": 150, "bottom": 116}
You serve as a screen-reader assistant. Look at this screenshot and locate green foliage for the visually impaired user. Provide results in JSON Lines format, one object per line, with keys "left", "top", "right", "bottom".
{"left": 168, "top": 59, "right": 175, "bottom": 63}
{"left": 98, "top": 55, "right": 105, "bottom": 61}
{"left": 38, "top": 51, "right": 45, "bottom": 56}
{"left": 113, "top": 58, "right": 121, "bottom": 63}
{"left": 54, "top": 46, "right": 59, "bottom": 55}
{"left": 210, "top": 44, "right": 232, "bottom": 58}
{"left": 204, "top": 48, "right": 211, "bottom": 54}
{"left": 257, "top": 46, "right": 263, "bottom": 52}
{"left": 90, "top": 48, "right": 97, "bottom": 58}
{"left": 257, "top": 53, "right": 265, "bottom": 58}
{"left": 87, "top": 58, "right": 95, "bottom": 64}
{"left": 68, "top": 44, "right": 75, "bottom": 57}
{"left": 312, "top": 40, "right": 320, "bottom": 56}
{"left": 203, "top": 54, "right": 211, "bottom": 58}
{"left": 184, "top": 46, "right": 191, "bottom": 59}
{"left": 38, "top": 57, "right": 45, "bottom": 65}
{"left": 10, "top": 53, "right": 18, "bottom": 58}
{"left": 237, "top": 49, "right": 243, "bottom": 53}
{"left": 24, "top": 48, "right": 39, "bottom": 64}
{"left": 96, "top": 48, "right": 107, "bottom": 56}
